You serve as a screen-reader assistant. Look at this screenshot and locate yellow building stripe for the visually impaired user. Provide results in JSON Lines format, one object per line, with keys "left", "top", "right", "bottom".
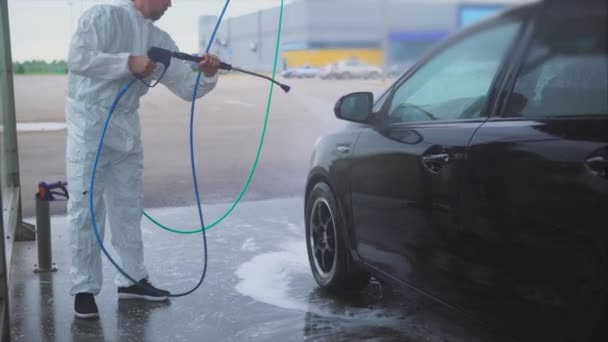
{"left": 283, "top": 49, "right": 383, "bottom": 68}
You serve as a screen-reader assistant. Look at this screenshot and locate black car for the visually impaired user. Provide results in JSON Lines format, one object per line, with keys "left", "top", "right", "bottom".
{"left": 304, "top": 1, "right": 607, "bottom": 341}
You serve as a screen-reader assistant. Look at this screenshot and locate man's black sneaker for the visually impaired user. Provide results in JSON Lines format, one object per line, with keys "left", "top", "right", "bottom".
{"left": 117, "top": 279, "right": 170, "bottom": 301}
{"left": 74, "top": 293, "right": 99, "bottom": 319}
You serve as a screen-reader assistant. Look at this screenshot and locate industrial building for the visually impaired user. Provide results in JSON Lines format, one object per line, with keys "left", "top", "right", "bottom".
{"left": 199, "top": 0, "right": 529, "bottom": 72}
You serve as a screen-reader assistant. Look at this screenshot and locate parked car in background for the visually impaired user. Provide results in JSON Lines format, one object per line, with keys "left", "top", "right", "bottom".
{"left": 319, "top": 59, "right": 383, "bottom": 80}
{"left": 281, "top": 65, "right": 320, "bottom": 78}
{"left": 305, "top": 1, "right": 608, "bottom": 341}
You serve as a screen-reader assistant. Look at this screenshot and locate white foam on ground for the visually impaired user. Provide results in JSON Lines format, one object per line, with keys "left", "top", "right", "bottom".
{"left": 235, "top": 240, "right": 401, "bottom": 323}
{"left": 17, "top": 122, "right": 67, "bottom": 132}
{"left": 235, "top": 240, "right": 310, "bottom": 311}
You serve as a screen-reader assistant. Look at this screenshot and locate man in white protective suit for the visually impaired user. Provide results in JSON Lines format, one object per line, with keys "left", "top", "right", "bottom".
{"left": 66, "top": 0, "right": 220, "bottom": 319}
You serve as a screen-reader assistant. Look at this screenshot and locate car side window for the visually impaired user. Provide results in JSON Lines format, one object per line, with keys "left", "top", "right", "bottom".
{"left": 386, "top": 21, "right": 522, "bottom": 124}
{"left": 505, "top": 14, "right": 607, "bottom": 117}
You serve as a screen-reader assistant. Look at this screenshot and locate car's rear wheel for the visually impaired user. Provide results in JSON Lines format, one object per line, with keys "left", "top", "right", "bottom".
{"left": 306, "top": 182, "right": 369, "bottom": 293}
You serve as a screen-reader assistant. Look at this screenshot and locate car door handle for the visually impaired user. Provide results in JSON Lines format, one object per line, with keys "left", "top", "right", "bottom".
{"left": 336, "top": 145, "right": 351, "bottom": 153}
{"left": 422, "top": 153, "right": 451, "bottom": 164}
{"left": 421, "top": 153, "right": 451, "bottom": 174}
{"left": 585, "top": 155, "right": 608, "bottom": 178}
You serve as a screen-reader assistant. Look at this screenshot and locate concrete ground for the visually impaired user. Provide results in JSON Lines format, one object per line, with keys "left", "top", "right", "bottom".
{"left": 13, "top": 75, "right": 387, "bottom": 217}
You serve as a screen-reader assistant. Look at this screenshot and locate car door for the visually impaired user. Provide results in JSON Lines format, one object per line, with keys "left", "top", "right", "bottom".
{"left": 464, "top": 5, "right": 608, "bottom": 340}
{"left": 350, "top": 16, "right": 525, "bottom": 300}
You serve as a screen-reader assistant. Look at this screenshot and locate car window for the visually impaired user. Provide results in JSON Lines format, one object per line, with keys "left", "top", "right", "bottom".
{"left": 386, "top": 21, "right": 522, "bottom": 124}
{"left": 506, "top": 14, "right": 607, "bottom": 117}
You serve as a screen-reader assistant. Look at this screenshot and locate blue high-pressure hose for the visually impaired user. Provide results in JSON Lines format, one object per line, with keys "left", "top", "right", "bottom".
{"left": 89, "top": 0, "right": 231, "bottom": 297}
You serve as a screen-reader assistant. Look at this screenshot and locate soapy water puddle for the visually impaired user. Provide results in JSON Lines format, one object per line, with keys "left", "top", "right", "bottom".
{"left": 232, "top": 239, "right": 465, "bottom": 341}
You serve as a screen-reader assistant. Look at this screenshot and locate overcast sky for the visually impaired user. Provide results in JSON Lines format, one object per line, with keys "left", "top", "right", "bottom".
{"left": 7, "top": 0, "right": 289, "bottom": 61}
{"left": 6, "top": 0, "right": 533, "bottom": 62}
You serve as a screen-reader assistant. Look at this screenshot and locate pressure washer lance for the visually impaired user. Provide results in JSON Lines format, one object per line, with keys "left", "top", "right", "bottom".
{"left": 147, "top": 47, "right": 291, "bottom": 93}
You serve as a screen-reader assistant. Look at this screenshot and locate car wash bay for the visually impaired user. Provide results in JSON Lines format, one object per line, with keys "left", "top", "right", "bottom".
{"left": 5, "top": 72, "right": 518, "bottom": 342}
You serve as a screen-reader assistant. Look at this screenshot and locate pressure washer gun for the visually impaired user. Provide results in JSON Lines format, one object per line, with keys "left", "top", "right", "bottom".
{"left": 37, "top": 181, "right": 69, "bottom": 201}
{"left": 147, "top": 46, "right": 291, "bottom": 93}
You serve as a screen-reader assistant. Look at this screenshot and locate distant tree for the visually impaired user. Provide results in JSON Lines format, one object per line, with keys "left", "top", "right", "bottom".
{"left": 12, "top": 60, "right": 68, "bottom": 74}
{"left": 14, "top": 63, "right": 25, "bottom": 74}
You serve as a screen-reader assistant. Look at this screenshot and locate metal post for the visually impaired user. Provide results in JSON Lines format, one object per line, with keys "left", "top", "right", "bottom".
{"left": 33, "top": 195, "right": 57, "bottom": 273}
{"left": 0, "top": 1, "right": 14, "bottom": 340}
{"left": 0, "top": 0, "right": 19, "bottom": 190}
{"left": 0, "top": 172, "right": 9, "bottom": 342}
{"left": 1, "top": 0, "right": 33, "bottom": 243}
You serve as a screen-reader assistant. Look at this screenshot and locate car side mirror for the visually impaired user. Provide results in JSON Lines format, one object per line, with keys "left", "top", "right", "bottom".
{"left": 334, "top": 92, "right": 374, "bottom": 123}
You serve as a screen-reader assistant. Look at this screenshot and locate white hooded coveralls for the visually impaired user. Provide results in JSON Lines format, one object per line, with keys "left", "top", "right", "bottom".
{"left": 66, "top": 0, "right": 217, "bottom": 295}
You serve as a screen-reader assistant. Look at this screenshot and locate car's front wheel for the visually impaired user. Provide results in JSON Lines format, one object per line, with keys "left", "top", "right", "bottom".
{"left": 305, "top": 182, "right": 369, "bottom": 293}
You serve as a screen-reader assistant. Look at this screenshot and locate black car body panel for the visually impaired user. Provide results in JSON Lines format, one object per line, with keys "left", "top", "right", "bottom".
{"left": 305, "top": 1, "right": 608, "bottom": 340}
{"left": 462, "top": 117, "right": 608, "bottom": 338}
{"left": 306, "top": 125, "right": 366, "bottom": 256}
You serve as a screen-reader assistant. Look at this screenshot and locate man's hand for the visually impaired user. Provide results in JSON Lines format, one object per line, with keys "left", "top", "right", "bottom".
{"left": 128, "top": 56, "right": 156, "bottom": 78}
{"left": 198, "top": 54, "right": 220, "bottom": 77}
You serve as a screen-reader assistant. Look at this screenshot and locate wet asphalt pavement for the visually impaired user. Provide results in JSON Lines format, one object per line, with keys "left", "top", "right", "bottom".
{"left": 10, "top": 198, "right": 514, "bottom": 342}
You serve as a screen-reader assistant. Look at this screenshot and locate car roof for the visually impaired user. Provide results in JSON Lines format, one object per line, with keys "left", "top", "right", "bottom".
{"left": 435, "top": 0, "right": 605, "bottom": 50}
{"left": 501, "top": 0, "right": 606, "bottom": 18}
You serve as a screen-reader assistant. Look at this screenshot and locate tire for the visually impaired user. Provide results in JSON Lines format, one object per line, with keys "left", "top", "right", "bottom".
{"left": 305, "top": 182, "right": 369, "bottom": 294}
